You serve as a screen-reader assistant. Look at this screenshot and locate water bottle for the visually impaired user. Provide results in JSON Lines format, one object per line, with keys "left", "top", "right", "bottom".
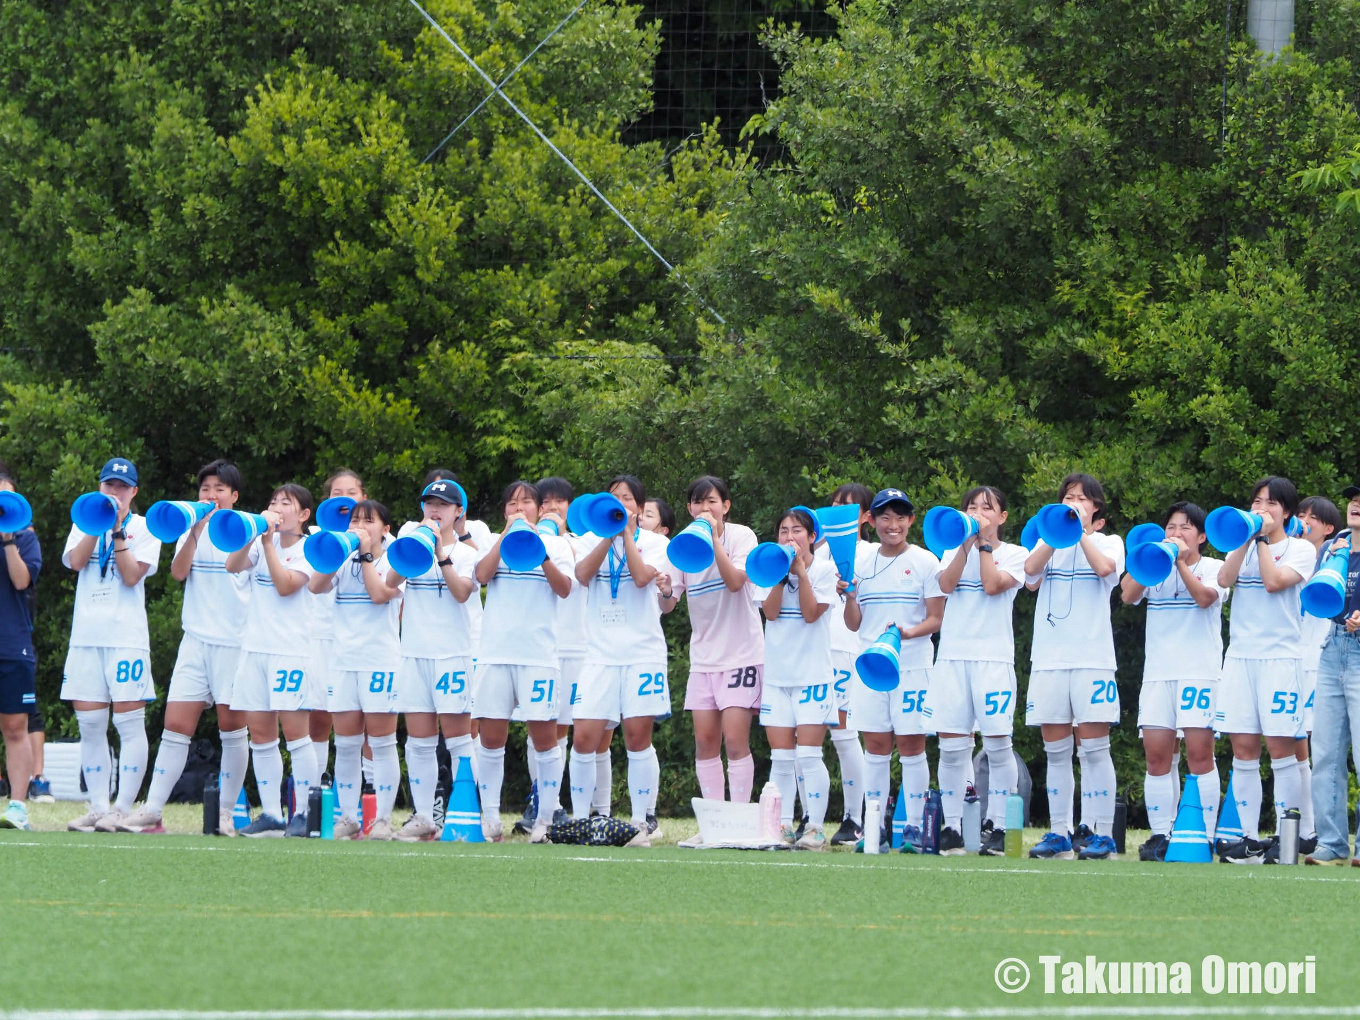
{"left": 863, "top": 798, "right": 882, "bottom": 855}
{"left": 202, "top": 772, "right": 220, "bottom": 835}
{"left": 1004, "top": 788, "right": 1024, "bottom": 858}
{"left": 921, "top": 789, "right": 943, "bottom": 854}
{"left": 285, "top": 774, "right": 295, "bottom": 820}
{"left": 306, "top": 785, "right": 323, "bottom": 838}
{"left": 962, "top": 784, "right": 982, "bottom": 853}
{"left": 890, "top": 790, "right": 906, "bottom": 849}
{"left": 361, "top": 780, "right": 377, "bottom": 837}
{"left": 758, "top": 780, "right": 782, "bottom": 842}
{"left": 1279, "top": 808, "right": 1300, "bottom": 865}
{"left": 1113, "top": 794, "right": 1127, "bottom": 855}
{"left": 320, "top": 778, "right": 335, "bottom": 840}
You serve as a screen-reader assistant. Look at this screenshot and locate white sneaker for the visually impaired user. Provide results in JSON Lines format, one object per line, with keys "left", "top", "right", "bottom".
{"left": 94, "top": 809, "right": 127, "bottom": 833}
{"left": 115, "top": 807, "right": 164, "bottom": 833}
{"left": 218, "top": 809, "right": 237, "bottom": 837}
{"left": 796, "top": 824, "right": 828, "bottom": 851}
{"left": 394, "top": 814, "right": 439, "bottom": 842}
{"left": 625, "top": 822, "right": 651, "bottom": 848}
{"left": 68, "top": 809, "right": 104, "bottom": 832}
{"left": 677, "top": 834, "right": 705, "bottom": 848}
{"left": 528, "top": 821, "right": 551, "bottom": 844}
{"left": 366, "top": 817, "right": 395, "bottom": 841}
{"left": 333, "top": 816, "right": 362, "bottom": 840}
{"left": 482, "top": 815, "right": 504, "bottom": 842}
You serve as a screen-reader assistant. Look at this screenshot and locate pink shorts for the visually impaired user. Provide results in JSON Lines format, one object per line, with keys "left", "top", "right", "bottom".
{"left": 684, "top": 665, "right": 763, "bottom": 712}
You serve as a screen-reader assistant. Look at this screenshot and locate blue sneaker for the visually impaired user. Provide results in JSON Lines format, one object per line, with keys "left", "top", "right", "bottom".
{"left": 1078, "top": 833, "right": 1117, "bottom": 860}
{"left": 0, "top": 800, "right": 31, "bottom": 831}
{"left": 240, "top": 813, "right": 288, "bottom": 838}
{"left": 898, "top": 824, "right": 923, "bottom": 854}
{"left": 1028, "top": 831, "right": 1074, "bottom": 859}
{"left": 27, "top": 777, "right": 54, "bottom": 803}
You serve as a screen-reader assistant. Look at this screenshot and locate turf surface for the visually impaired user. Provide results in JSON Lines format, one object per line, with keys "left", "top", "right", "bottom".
{"left": 3, "top": 804, "right": 1359, "bottom": 1018}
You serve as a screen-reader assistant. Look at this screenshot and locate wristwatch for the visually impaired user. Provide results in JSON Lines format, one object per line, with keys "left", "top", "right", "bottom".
{"left": 437, "top": 556, "right": 453, "bottom": 567}
{"left": 979, "top": 543, "right": 994, "bottom": 554}
{"left": 1254, "top": 535, "right": 1269, "bottom": 545}
{"left": 358, "top": 552, "right": 375, "bottom": 563}
{"left": 111, "top": 529, "right": 127, "bottom": 541}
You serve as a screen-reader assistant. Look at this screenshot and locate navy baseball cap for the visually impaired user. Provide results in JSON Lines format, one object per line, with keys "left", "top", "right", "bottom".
{"left": 870, "top": 488, "right": 914, "bottom": 515}
{"left": 99, "top": 458, "right": 138, "bottom": 486}
{"left": 1343, "top": 485, "right": 1360, "bottom": 499}
{"left": 422, "top": 479, "right": 466, "bottom": 507}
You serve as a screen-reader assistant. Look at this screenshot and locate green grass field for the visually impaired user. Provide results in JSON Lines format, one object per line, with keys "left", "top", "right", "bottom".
{"left": 3, "top": 803, "right": 1359, "bottom": 1020}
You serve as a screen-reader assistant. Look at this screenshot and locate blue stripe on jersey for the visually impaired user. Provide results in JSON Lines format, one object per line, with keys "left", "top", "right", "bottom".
{"left": 688, "top": 579, "right": 731, "bottom": 597}
{"left": 857, "top": 593, "right": 921, "bottom": 604}
{"left": 1044, "top": 569, "right": 1100, "bottom": 581}
{"left": 1146, "top": 600, "right": 1201, "bottom": 611}
{"left": 191, "top": 562, "right": 229, "bottom": 573}
{"left": 493, "top": 571, "right": 550, "bottom": 584}
{"left": 255, "top": 576, "right": 276, "bottom": 588}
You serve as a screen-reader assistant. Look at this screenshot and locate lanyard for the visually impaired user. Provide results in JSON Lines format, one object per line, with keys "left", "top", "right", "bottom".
{"left": 606, "top": 528, "right": 641, "bottom": 600}
{"left": 98, "top": 511, "right": 133, "bottom": 581}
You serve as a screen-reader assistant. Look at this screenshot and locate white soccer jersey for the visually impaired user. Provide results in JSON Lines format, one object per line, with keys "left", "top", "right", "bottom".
{"left": 816, "top": 539, "right": 873, "bottom": 655}
{"left": 667, "top": 522, "right": 764, "bottom": 673}
{"left": 1224, "top": 537, "right": 1316, "bottom": 660}
{"left": 477, "top": 534, "right": 575, "bottom": 668}
{"left": 1029, "top": 532, "right": 1125, "bottom": 671}
{"left": 1132, "top": 554, "right": 1228, "bottom": 682}
{"left": 764, "top": 556, "right": 838, "bottom": 687}
{"left": 175, "top": 529, "right": 250, "bottom": 648}
{"left": 331, "top": 545, "right": 403, "bottom": 673}
{"left": 579, "top": 529, "right": 670, "bottom": 666}
{"left": 238, "top": 535, "right": 315, "bottom": 657}
{"left": 556, "top": 533, "right": 590, "bottom": 659}
{"left": 398, "top": 518, "right": 493, "bottom": 653}
{"left": 398, "top": 539, "right": 479, "bottom": 660}
{"left": 931, "top": 543, "right": 1028, "bottom": 663}
{"left": 62, "top": 517, "right": 161, "bottom": 651}
{"left": 851, "top": 543, "right": 941, "bottom": 670}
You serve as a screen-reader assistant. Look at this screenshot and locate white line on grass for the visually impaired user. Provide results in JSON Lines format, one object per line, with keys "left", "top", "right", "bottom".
{"left": 5, "top": 1007, "right": 1360, "bottom": 1019}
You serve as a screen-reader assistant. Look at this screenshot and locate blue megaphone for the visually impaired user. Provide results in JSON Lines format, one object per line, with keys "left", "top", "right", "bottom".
{"left": 922, "top": 506, "right": 979, "bottom": 557}
{"left": 1125, "top": 522, "right": 1165, "bottom": 553}
{"left": 500, "top": 518, "right": 547, "bottom": 571}
{"left": 0, "top": 491, "right": 33, "bottom": 533}
{"left": 71, "top": 492, "right": 119, "bottom": 536}
{"left": 668, "top": 518, "right": 715, "bottom": 573}
{"left": 1128, "top": 539, "right": 1179, "bottom": 588}
{"left": 208, "top": 510, "right": 269, "bottom": 552}
{"left": 581, "top": 493, "right": 627, "bottom": 538}
{"left": 146, "top": 500, "right": 214, "bottom": 543}
{"left": 1020, "top": 516, "right": 1041, "bottom": 551}
{"left": 304, "top": 529, "right": 360, "bottom": 573}
{"left": 1205, "top": 507, "right": 1263, "bottom": 553}
{"left": 1035, "top": 503, "right": 1083, "bottom": 549}
{"left": 565, "top": 493, "right": 596, "bottom": 536}
{"left": 1301, "top": 545, "right": 1351, "bottom": 619}
{"left": 388, "top": 526, "right": 439, "bottom": 577}
{"left": 746, "top": 542, "right": 795, "bottom": 587}
{"left": 855, "top": 626, "right": 902, "bottom": 692}
{"left": 815, "top": 504, "right": 859, "bottom": 593}
{"left": 1287, "top": 516, "right": 1306, "bottom": 538}
{"left": 316, "top": 497, "right": 356, "bottom": 533}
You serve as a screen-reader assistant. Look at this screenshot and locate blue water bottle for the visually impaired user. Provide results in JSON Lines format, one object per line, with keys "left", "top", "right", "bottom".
{"left": 922, "top": 789, "right": 943, "bottom": 854}
{"left": 320, "top": 777, "right": 335, "bottom": 840}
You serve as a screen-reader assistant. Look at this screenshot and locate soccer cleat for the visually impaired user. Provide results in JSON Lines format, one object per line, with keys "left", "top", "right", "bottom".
{"left": 898, "top": 823, "right": 922, "bottom": 854}
{"left": 830, "top": 815, "right": 862, "bottom": 846}
{"left": 1218, "top": 836, "right": 1268, "bottom": 864}
{"left": 218, "top": 809, "right": 237, "bottom": 837}
{"left": 1028, "top": 832, "right": 1074, "bottom": 859}
{"left": 94, "top": 809, "right": 127, "bottom": 833}
{"left": 1138, "top": 833, "right": 1169, "bottom": 862}
{"left": 528, "top": 821, "right": 551, "bottom": 844}
{"left": 67, "top": 809, "right": 104, "bottom": 833}
{"left": 1304, "top": 847, "right": 1349, "bottom": 865}
{"left": 27, "top": 777, "right": 54, "bottom": 803}
{"left": 1071, "top": 823, "right": 1094, "bottom": 855}
{"left": 481, "top": 815, "right": 504, "bottom": 843}
{"left": 779, "top": 824, "right": 797, "bottom": 845}
{"left": 793, "top": 814, "right": 808, "bottom": 844}
{"left": 552, "top": 807, "right": 571, "bottom": 827}
{"left": 240, "top": 813, "right": 288, "bottom": 838}
{"left": 1078, "top": 833, "right": 1117, "bottom": 860}
{"left": 0, "top": 800, "right": 32, "bottom": 831}
{"left": 333, "top": 816, "right": 362, "bottom": 840}
{"left": 979, "top": 822, "right": 1006, "bottom": 856}
{"left": 114, "top": 808, "right": 165, "bottom": 834}
{"left": 796, "top": 824, "right": 828, "bottom": 851}
{"left": 394, "top": 814, "right": 439, "bottom": 842}
{"left": 366, "top": 817, "right": 394, "bottom": 841}
{"left": 645, "top": 814, "right": 662, "bottom": 840}
{"left": 938, "top": 826, "right": 965, "bottom": 856}
{"left": 284, "top": 813, "right": 310, "bottom": 838}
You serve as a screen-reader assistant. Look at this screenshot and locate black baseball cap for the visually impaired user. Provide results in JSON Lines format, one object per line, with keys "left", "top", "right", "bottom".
{"left": 870, "top": 488, "right": 915, "bottom": 515}
{"left": 1342, "top": 484, "right": 1360, "bottom": 499}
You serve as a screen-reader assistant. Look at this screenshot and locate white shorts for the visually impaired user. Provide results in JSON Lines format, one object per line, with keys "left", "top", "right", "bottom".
{"left": 930, "top": 660, "right": 1015, "bottom": 736}
{"left": 760, "top": 682, "right": 837, "bottom": 729}
{"left": 328, "top": 669, "right": 399, "bottom": 714}
{"left": 558, "top": 657, "right": 584, "bottom": 724}
{"left": 849, "top": 666, "right": 932, "bottom": 736}
{"left": 1301, "top": 669, "right": 1316, "bottom": 735}
{"left": 167, "top": 635, "right": 241, "bottom": 707}
{"left": 575, "top": 663, "right": 670, "bottom": 724}
{"left": 1137, "top": 678, "right": 1216, "bottom": 731}
{"left": 472, "top": 664, "right": 561, "bottom": 722}
{"left": 61, "top": 646, "right": 154, "bottom": 703}
{"left": 1216, "top": 657, "right": 1303, "bottom": 738}
{"left": 1025, "top": 668, "right": 1120, "bottom": 726}
{"left": 231, "top": 652, "right": 312, "bottom": 713}
{"left": 395, "top": 656, "right": 473, "bottom": 715}
{"left": 831, "top": 650, "right": 855, "bottom": 713}
{"left": 310, "top": 639, "right": 335, "bottom": 713}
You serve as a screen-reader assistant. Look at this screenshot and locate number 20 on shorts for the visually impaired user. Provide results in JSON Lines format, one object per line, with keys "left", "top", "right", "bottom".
{"left": 1090, "top": 679, "right": 1117, "bottom": 704}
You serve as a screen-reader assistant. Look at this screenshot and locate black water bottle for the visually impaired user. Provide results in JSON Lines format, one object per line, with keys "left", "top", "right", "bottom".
{"left": 306, "top": 785, "right": 323, "bottom": 838}
{"left": 1113, "top": 794, "right": 1127, "bottom": 855}
{"left": 202, "top": 772, "right": 220, "bottom": 835}
{"left": 922, "top": 788, "right": 943, "bottom": 854}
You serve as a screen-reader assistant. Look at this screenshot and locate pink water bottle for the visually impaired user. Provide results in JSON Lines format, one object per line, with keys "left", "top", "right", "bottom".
{"left": 758, "top": 781, "right": 783, "bottom": 841}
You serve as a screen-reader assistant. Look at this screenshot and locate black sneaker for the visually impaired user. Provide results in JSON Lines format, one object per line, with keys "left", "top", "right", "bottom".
{"left": 1138, "top": 833, "right": 1169, "bottom": 862}
{"left": 552, "top": 807, "right": 571, "bottom": 827}
{"left": 1263, "top": 835, "right": 1284, "bottom": 864}
{"left": 240, "top": 813, "right": 288, "bottom": 838}
{"left": 284, "top": 812, "right": 310, "bottom": 838}
{"left": 939, "top": 826, "right": 966, "bottom": 856}
{"left": 1071, "top": 823, "right": 1094, "bottom": 855}
{"left": 1219, "top": 836, "right": 1268, "bottom": 865}
{"left": 830, "top": 815, "right": 862, "bottom": 846}
{"left": 979, "top": 821, "right": 1006, "bottom": 856}
{"left": 1300, "top": 834, "right": 1319, "bottom": 856}
{"left": 512, "top": 785, "right": 538, "bottom": 836}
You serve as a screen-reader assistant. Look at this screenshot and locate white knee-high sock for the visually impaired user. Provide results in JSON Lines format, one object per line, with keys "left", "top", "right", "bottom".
{"left": 1232, "top": 757, "right": 1263, "bottom": 840}
{"left": 333, "top": 733, "right": 364, "bottom": 820}
{"left": 794, "top": 755, "right": 808, "bottom": 821}
{"left": 644, "top": 745, "right": 659, "bottom": 815}
{"left": 769, "top": 748, "right": 797, "bottom": 826}
{"left": 286, "top": 736, "right": 319, "bottom": 812}
{"left": 112, "top": 708, "right": 148, "bottom": 812}
{"left": 369, "top": 733, "right": 400, "bottom": 820}
{"left": 569, "top": 748, "right": 597, "bottom": 819}
{"left": 900, "top": 752, "right": 929, "bottom": 829}
{"left": 831, "top": 728, "right": 864, "bottom": 823}
{"left": 1080, "top": 735, "right": 1116, "bottom": 833}
{"left": 1270, "top": 756, "right": 1300, "bottom": 835}
{"left": 863, "top": 751, "right": 892, "bottom": 822}
{"left": 146, "top": 730, "right": 191, "bottom": 814}
{"left": 983, "top": 735, "right": 1017, "bottom": 826}
{"left": 476, "top": 743, "right": 506, "bottom": 816}
{"left": 313, "top": 737, "right": 330, "bottom": 778}
{"left": 405, "top": 735, "right": 439, "bottom": 819}
{"left": 1196, "top": 767, "right": 1221, "bottom": 839}
{"left": 1170, "top": 748, "right": 1181, "bottom": 779}
{"left": 1144, "top": 770, "right": 1178, "bottom": 836}
{"left": 627, "top": 747, "right": 659, "bottom": 823}
{"left": 447, "top": 733, "right": 476, "bottom": 782}
{"left": 250, "top": 739, "right": 284, "bottom": 820}
{"left": 1297, "top": 756, "right": 1315, "bottom": 837}
{"left": 937, "top": 736, "right": 973, "bottom": 830}
{"left": 965, "top": 744, "right": 976, "bottom": 789}
{"left": 797, "top": 745, "right": 830, "bottom": 828}
{"left": 1044, "top": 736, "right": 1075, "bottom": 836}
{"left": 534, "top": 744, "right": 564, "bottom": 824}
{"left": 593, "top": 747, "right": 613, "bottom": 814}
{"left": 361, "top": 750, "right": 374, "bottom": 786}
{"left": 527, "top": 743, "right": 539, "bottom": 785}
{"left": 76, "top": 708, "right": 111, "bottom": 813}
{"left": 219, "top": 727, "right": 249, "bottom": 816}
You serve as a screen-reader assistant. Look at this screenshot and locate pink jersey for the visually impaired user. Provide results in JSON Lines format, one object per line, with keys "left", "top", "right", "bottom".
{"left": 669, "top": 522, "right": 764, "bottom": 672}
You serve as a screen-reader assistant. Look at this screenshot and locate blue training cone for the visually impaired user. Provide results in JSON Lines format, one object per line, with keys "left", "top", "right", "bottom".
{"left": 1164, "top": 775, "right": 1212, "bottom": 863}
{"left": 232, "top": 786, "right": 251, "bottom": 831}
{"left": 890, "top": 788, "right": 906, "bottom": 849}
{"left": 441, "top": 755, "right": 485, "bottom": 842}
{"left": 1214, "top": 773, "right": 1243, "bottom": 845}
